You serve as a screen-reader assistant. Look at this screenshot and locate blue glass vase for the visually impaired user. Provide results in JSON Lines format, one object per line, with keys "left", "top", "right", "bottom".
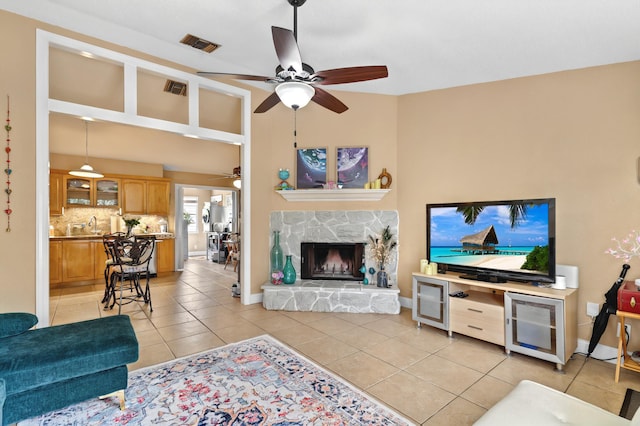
{"left": 270, "top": 231, "right": 284, "bottom": 283}
{"left": 283, "top": 255, "right": 296, "bottom": 285}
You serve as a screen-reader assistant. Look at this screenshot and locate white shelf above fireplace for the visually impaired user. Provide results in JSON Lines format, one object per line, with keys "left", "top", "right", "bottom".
{"left": 276, "top": 189, "right": 390, "bottom": 202}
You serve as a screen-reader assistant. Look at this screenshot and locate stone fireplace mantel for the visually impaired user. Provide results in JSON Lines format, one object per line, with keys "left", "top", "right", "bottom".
{"left": 265, "top": 210, "right": 400, "bottom": 314}
{"left": 276, "top": 189, "right": 390, "bottom": 202}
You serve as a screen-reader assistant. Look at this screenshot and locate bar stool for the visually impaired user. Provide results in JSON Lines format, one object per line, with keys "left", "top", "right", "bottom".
{"left": 224, "top": 236, "right": 239, "bottom": 272}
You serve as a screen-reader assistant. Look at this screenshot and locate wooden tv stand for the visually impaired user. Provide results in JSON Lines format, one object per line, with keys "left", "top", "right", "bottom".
{"left": 412, "top": 272, "right": 578, "bottom": 370}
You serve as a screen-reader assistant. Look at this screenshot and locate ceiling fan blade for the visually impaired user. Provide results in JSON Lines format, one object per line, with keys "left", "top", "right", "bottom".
{"left": 272, "top": 26, "right": 302, "bottom": 73}
{"left": 312, "top": 87, "right": 348, "bottom": 114}
{"left": 197, "top": 72, "right": 271, "bottom": 82}
{"left": 254, "top": 91, "right": 282, "bottom": 113}
{"left": 314, "top": 66, "right": 388, "bottom": 85}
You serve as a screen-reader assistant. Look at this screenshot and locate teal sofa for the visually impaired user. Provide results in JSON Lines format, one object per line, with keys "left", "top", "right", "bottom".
{"left": 0, "top": 313, "right": 138, "bottom": 425}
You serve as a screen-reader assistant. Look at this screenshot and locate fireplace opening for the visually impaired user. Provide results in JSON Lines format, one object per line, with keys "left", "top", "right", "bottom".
{"left": 301, "top": 242, "right": 365, "bottom": 281}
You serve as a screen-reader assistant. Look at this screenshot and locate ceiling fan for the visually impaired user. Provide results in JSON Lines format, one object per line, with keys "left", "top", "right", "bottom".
{"left": 209, "top": 166, "right": 241, "bottom": 189}
{"left": 198, "top": 0, "right": 388, "bottom": 114}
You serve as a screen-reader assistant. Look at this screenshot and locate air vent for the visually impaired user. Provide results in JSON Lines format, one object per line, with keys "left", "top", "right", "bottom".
{"left": 180, "top": 34, "right": 220, "bottom": 53}
{"left": 164, "top": 80, "right": 187, "bottom": 96}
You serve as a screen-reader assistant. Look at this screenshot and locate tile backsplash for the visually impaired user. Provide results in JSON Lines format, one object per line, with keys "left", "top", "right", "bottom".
{"left": 50, "top": 208, "right": 168, "bottom": 236}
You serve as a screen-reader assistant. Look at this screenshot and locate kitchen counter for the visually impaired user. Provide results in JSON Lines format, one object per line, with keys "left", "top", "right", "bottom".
{"left": 50, "top": 235, "right": 103, "bottom": 240}
{"left": 50, "top": 233, "right": 176, "bottom": 285}
{"left": 50, "top": 233, "right": 175, "bottom": 240}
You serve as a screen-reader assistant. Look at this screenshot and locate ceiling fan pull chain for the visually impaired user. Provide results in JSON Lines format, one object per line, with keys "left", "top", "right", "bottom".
{"left": 293, "top": 109, "right": 297, "bottom": 148}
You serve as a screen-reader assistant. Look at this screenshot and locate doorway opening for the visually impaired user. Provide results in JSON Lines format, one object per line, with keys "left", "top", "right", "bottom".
{"left": 175, "top": 185, "right": 238, "bottom": 270}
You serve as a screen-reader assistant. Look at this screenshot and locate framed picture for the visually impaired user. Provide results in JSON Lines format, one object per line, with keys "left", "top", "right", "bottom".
{"left": 296, "top": 148, "right": 327, "bottom": 189}
{"left": 337, "top": 147, "right": 368, "bottom": 188}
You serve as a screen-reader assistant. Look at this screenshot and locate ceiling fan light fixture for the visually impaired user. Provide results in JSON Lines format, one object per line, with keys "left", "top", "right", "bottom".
{"left": 69, "top": 121, "right": 103, "bottom": 179}
{"left": 275, "top": 82, "right": 315, "bottom": 110}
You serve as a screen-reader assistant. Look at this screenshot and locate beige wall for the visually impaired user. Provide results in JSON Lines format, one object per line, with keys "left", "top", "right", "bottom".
{"left": 397, "top": 62, "right": 640, "bottom": 349}
{"left": 0, "top": 11, "right": 38, "bottom": 312}
{"left": 2, "top": 9, "right": 640, "bottom": 351}
{"left": 251, "top": 91, "right": 399, "bottom": 300}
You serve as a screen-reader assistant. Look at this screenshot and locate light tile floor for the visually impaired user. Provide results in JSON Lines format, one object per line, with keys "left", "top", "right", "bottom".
{"left": 49, "top": 258, "right": 640, "bottom": 425}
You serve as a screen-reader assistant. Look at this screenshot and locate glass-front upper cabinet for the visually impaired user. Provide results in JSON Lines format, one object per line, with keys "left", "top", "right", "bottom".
{"left": 95, "top": 179, "right": 119, "bottom": 207}
{"left": 65, "top": 177, "right": 92, "bottom": 206}
{"left": 64, "top": 176, "right": 120, "bottom": 207}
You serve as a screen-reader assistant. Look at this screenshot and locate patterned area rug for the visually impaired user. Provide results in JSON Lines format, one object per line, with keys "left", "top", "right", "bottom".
{"left": 20, "top": 335, "right": 413, "bottom": 425}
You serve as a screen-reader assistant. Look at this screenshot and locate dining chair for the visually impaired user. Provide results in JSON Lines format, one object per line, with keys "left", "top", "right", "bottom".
{"left": 106, "top": 236, "right": 155, "bottom": 314}
{"left": 101, "top": 232, "right": 126, "bottom": 306}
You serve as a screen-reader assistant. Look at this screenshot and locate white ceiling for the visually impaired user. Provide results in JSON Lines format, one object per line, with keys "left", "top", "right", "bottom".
{"left": 2, "top": 0, "right": 640, "bottom": 96}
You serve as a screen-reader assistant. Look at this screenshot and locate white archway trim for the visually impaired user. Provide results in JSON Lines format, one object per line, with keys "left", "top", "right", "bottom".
{"left": 36, "top": 29, "right": 253, "bottom": 325}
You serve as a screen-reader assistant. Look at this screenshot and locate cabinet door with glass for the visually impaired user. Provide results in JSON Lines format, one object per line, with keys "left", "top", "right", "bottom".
{"left": 412, "top": 275, "right": 449, "bottom": 330}
{"left": 505, "top": 292, "right": 565, "bottom": 366}
{"left": 64, "top": 176, "right": 92, "bottom": 206}
{"left": 95, "top": 178, "right": 120, "bottom": 207}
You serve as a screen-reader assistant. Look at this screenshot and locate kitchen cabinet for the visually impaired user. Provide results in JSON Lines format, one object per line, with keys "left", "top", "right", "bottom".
{"left": 65, "top": 176, "right": 92, "bottom": 206}
{"left": 49, "top": 241, "right": 62, "bottom": 284}
{"left": 62, "top": 240, "right": 96, "bottom": 282}
{"left": 49, "top": 171, "right": 65, "bottom": 215}
{"left": 122, "top": 178, "right": 170, "bottom": 216}
{"left": 94, "top": 240, "right": 108, "bottom": 281}
{"left": 122, "top": 179, "right": 146, "bottom": 214}
{"left": 156, "top": 238, "right": 175, "bottom": 273}
{"left": 146, "top": 181, "right": 170, "bottom": 216}
{"left": 95, "top": 178, "right": 120, "bottom": 207}
{"left": 64, "top": 176, "right": 120, "bottom": 208}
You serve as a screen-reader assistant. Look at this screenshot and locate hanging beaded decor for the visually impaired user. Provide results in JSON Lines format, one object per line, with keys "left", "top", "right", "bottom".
{"left": 4, "top": 95, "right": 12, "bottom": 232}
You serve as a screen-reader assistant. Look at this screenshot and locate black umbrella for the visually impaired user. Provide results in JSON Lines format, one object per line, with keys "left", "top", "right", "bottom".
{"left": 587, "top": 263, "right": 630, "bottom": 357}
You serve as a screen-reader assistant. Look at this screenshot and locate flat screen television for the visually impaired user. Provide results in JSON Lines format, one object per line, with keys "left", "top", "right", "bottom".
{"left": 427, "top": 198, "right": 556, "bottom": 284}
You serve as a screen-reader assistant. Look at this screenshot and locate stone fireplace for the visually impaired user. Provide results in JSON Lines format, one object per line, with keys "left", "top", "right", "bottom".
{"left": 262, "top": 210, "right": 400, "bottom": 314}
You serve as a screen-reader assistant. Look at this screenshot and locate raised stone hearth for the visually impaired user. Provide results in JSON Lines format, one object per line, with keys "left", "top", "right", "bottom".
{"left": 262, "top": 281, "right": 400, "bottom": 314}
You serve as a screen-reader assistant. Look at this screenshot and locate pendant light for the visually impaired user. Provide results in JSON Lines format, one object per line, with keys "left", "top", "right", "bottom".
{"left": 69, "top": 120, "right": 103, "bottom": 178}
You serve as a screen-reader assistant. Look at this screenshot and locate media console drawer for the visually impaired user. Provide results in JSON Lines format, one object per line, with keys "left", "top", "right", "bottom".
{"left": 450, "top": 296, "right": 505, "bottom": 345}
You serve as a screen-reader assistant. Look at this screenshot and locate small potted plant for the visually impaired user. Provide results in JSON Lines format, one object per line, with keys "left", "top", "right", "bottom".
{"left": 122, "top": 215, "right": 140, "bottom": 237}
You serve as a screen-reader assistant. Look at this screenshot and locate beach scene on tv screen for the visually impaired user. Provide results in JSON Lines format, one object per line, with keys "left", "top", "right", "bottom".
{"left": 429, "top": 203, "right": 550, "bottom": 274}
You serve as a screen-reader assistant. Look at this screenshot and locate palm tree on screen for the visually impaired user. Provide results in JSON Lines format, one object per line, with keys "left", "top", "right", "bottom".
{"left": 456, "top": 203, "right": 529, "bottom": 229}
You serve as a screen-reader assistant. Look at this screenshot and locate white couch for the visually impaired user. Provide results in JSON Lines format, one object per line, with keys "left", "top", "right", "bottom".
{"left": 474, "top": 380, "right": 639, "bottom": 426}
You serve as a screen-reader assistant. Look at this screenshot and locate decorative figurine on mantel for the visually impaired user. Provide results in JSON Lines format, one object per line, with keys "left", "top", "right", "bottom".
{"left": 378, "top": 168, "right": 392, "bottom": 189}
{"left": 276, "top": 168, "right": 294, "bottom": 190}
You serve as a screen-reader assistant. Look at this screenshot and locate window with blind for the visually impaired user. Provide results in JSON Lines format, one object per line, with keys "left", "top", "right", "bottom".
{"left": 183, "top": 196, "right": 198, "bottom": 233}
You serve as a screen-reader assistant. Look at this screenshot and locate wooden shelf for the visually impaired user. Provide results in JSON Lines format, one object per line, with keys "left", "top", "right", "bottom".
{"left": 276, "top": 188, "right": 390, "bottom": 202}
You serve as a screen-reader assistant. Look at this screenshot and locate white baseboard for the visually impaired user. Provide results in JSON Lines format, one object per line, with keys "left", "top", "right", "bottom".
{"left": 399, "top": 295, "right": 412, "bottom": 309}
{"left": 188, "top": 251, "right": 206, "bottom": 256}
{"left": 257, "top": 291, "right": 619, "bottom": 365}
{"left": 576, "top": 338, "right": 618, "bottom": 364}
{"left": 247, "top": 292, "right": 263, "bottom": 305}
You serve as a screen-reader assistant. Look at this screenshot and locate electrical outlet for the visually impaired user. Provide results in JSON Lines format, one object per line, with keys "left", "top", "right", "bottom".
{"left": 587, "top": 302, "right": 600, "bottom": 317}
{"left": 617, "top": 323, "right": 632, "bottom": 339}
